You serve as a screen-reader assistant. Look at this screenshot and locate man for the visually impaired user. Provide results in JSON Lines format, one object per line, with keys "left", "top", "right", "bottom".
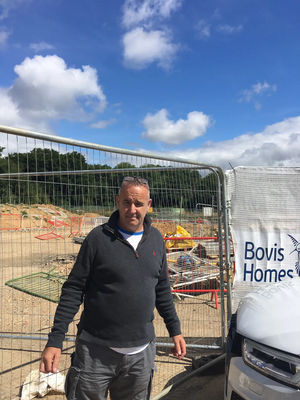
{"left": 40, "top": 176, "right": 186, "bottom": 400}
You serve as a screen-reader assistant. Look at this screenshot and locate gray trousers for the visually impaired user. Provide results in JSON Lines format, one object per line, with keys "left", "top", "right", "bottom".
{"left": 65, "top": 338, "right": 156, "bottom": 400}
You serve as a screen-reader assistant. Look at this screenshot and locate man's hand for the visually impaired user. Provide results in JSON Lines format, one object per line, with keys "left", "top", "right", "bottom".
{"left": 170, "top": 334, "right": 186, "bottom": 360}
{"left": 40, "top": 347, "right": 62, "bottom": 373}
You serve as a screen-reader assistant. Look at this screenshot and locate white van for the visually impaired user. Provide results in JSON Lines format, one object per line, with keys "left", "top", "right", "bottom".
{"left": 225, "top": 278, "right": 300, "bottom": 399}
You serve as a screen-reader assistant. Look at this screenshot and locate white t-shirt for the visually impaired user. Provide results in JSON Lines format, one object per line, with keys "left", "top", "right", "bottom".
{"left": 118, "top": 226, "right": 143, "bottom": 250}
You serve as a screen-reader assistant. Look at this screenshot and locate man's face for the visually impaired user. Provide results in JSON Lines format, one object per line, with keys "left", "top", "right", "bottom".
{"left": 116, "top": 183, "right": 152, "bottom": 232}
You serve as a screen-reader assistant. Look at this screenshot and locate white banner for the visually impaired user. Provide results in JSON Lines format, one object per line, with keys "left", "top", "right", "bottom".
{"left": 234, "top": 229, "right": 299, "bottom": 284}
{"left": 226, "top": 167, "right": 300, "bottom": 311}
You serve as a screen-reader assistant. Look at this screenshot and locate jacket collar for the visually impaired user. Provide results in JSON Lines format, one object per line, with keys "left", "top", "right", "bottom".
{"left": 106, "top": 210, "right": 153, "bottom": 236}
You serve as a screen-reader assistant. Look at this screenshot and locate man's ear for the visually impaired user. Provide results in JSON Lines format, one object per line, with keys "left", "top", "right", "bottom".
{"left": 147, "top": 198, "right": 152, "bottom": 211}
{"left": 116, "top": 196, "right": 120, "bottom": 209}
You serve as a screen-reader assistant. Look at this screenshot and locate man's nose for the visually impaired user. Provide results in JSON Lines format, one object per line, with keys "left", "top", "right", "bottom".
{"left": 129, "top": 203, "right": 136, "bottom": 213}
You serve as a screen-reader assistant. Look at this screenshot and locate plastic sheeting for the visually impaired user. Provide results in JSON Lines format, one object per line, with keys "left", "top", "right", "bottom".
{"left": 20, "top": 370, "right": 65, "bottom": 400}
{"left": 236, "top": 278, "right": 300, "bottom": 354}
{"left": 226, "top": 167, "right": 300, "bottom": 311}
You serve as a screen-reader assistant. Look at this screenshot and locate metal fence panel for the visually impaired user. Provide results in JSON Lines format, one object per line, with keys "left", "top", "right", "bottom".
{"left": 0, "top": 125, "right": 231, "bottom": 399}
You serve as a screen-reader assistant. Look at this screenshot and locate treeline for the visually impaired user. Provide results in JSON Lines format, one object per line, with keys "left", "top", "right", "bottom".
{"left": 0, "top": 148, "right": 217, "bottom": 210}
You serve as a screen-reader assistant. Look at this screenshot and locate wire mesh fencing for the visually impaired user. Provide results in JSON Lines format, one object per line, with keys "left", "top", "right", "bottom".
{"left": 0, "top": 125, "right": 231, "bottom": 400}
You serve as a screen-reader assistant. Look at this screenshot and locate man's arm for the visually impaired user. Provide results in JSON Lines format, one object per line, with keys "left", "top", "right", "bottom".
{"left": 40, "top": 347, "right": 62, "bottom": 373}
{"left": 39, "top": 238, "right": 93, "bottom": 371}
{"left": 170, "top": 334, "right": 186, "bottom": 360}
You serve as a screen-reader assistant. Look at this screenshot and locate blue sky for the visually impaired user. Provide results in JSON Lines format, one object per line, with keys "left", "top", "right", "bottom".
{"left": 0, "top": 0, "right": 300, "bottom": 169}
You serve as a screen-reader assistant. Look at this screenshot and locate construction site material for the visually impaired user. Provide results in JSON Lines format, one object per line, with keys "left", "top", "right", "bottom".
{"left": 5, "top": 268, "right": 67, "bottom": 302}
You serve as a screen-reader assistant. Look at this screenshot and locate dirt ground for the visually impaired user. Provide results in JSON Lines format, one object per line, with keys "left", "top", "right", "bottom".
{"left": 162, "top": 356, "right": 225, "bottom": 400}
{"left": 0, "top": 203, "right": 217, "bottom": 237}
{"left": 0, "top": 205, "right": 225, "bottom": 400}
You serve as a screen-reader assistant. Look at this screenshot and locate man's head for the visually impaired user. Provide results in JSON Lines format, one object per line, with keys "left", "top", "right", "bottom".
{"left": 116, "top": 176, "right": 152, "bottom": 233}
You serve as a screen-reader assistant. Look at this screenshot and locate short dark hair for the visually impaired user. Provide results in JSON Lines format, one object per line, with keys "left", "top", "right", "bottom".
{"left": 118, "top": 176, "right": 150, "bottom": 199}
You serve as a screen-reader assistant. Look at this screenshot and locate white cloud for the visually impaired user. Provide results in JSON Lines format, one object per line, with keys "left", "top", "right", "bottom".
{"left": 29, "top": 41, "right": 55, "bottom": 52}
{"left": 142, "top": 109, "right": 211, "bottom": 144}
{"left": 112, "top": 103, "right": 122, "bottom": 114}
{"left": 195, "top": 12, "right": 243, "bottom": 40}
{"left": 0, "top": 88, "right": 53, "bottom": 132}
{"left": 216, "top": 24, "right": 243, "bottom": 34}
{"left": 0, "top": 55, "right": 107, "bottom": 132}
{"left": 0, "top": 0, "right": 30, "bottom": 20}
{"left": 240, "top": 81, "right": 277, "bottom": 108}
{"left": 0, "top": 27, "right": 11, "bottom": 47}
{"left": 122, "top": 27, "right": 179, "bottom": 69}
{"left": 90, "top": 119, "right": 116, "bottom": 129}
{"left": 254, "top": 101, "right": 261, "bottom": 111}
{"left": 253, "top": 82, "right": 277, "bottom": 95}
{"left": 155, "top": 116, "right": 300, "bottom": 169}
{"left": 122, "top": 0, "right": 182, "bottom": 29}
{"left": 211, "top": 8, "right": 222, "bottom": 20}
{"left": 195, "top": 19, "right": 211, "bottom": 40}
{"left": 121, "top": 0, "right": 181, "bottom": 69}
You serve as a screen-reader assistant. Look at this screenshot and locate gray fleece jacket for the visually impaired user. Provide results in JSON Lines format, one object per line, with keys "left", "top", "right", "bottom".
{"left": 47, "top": 210, "right": 181, "bottom": 349}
